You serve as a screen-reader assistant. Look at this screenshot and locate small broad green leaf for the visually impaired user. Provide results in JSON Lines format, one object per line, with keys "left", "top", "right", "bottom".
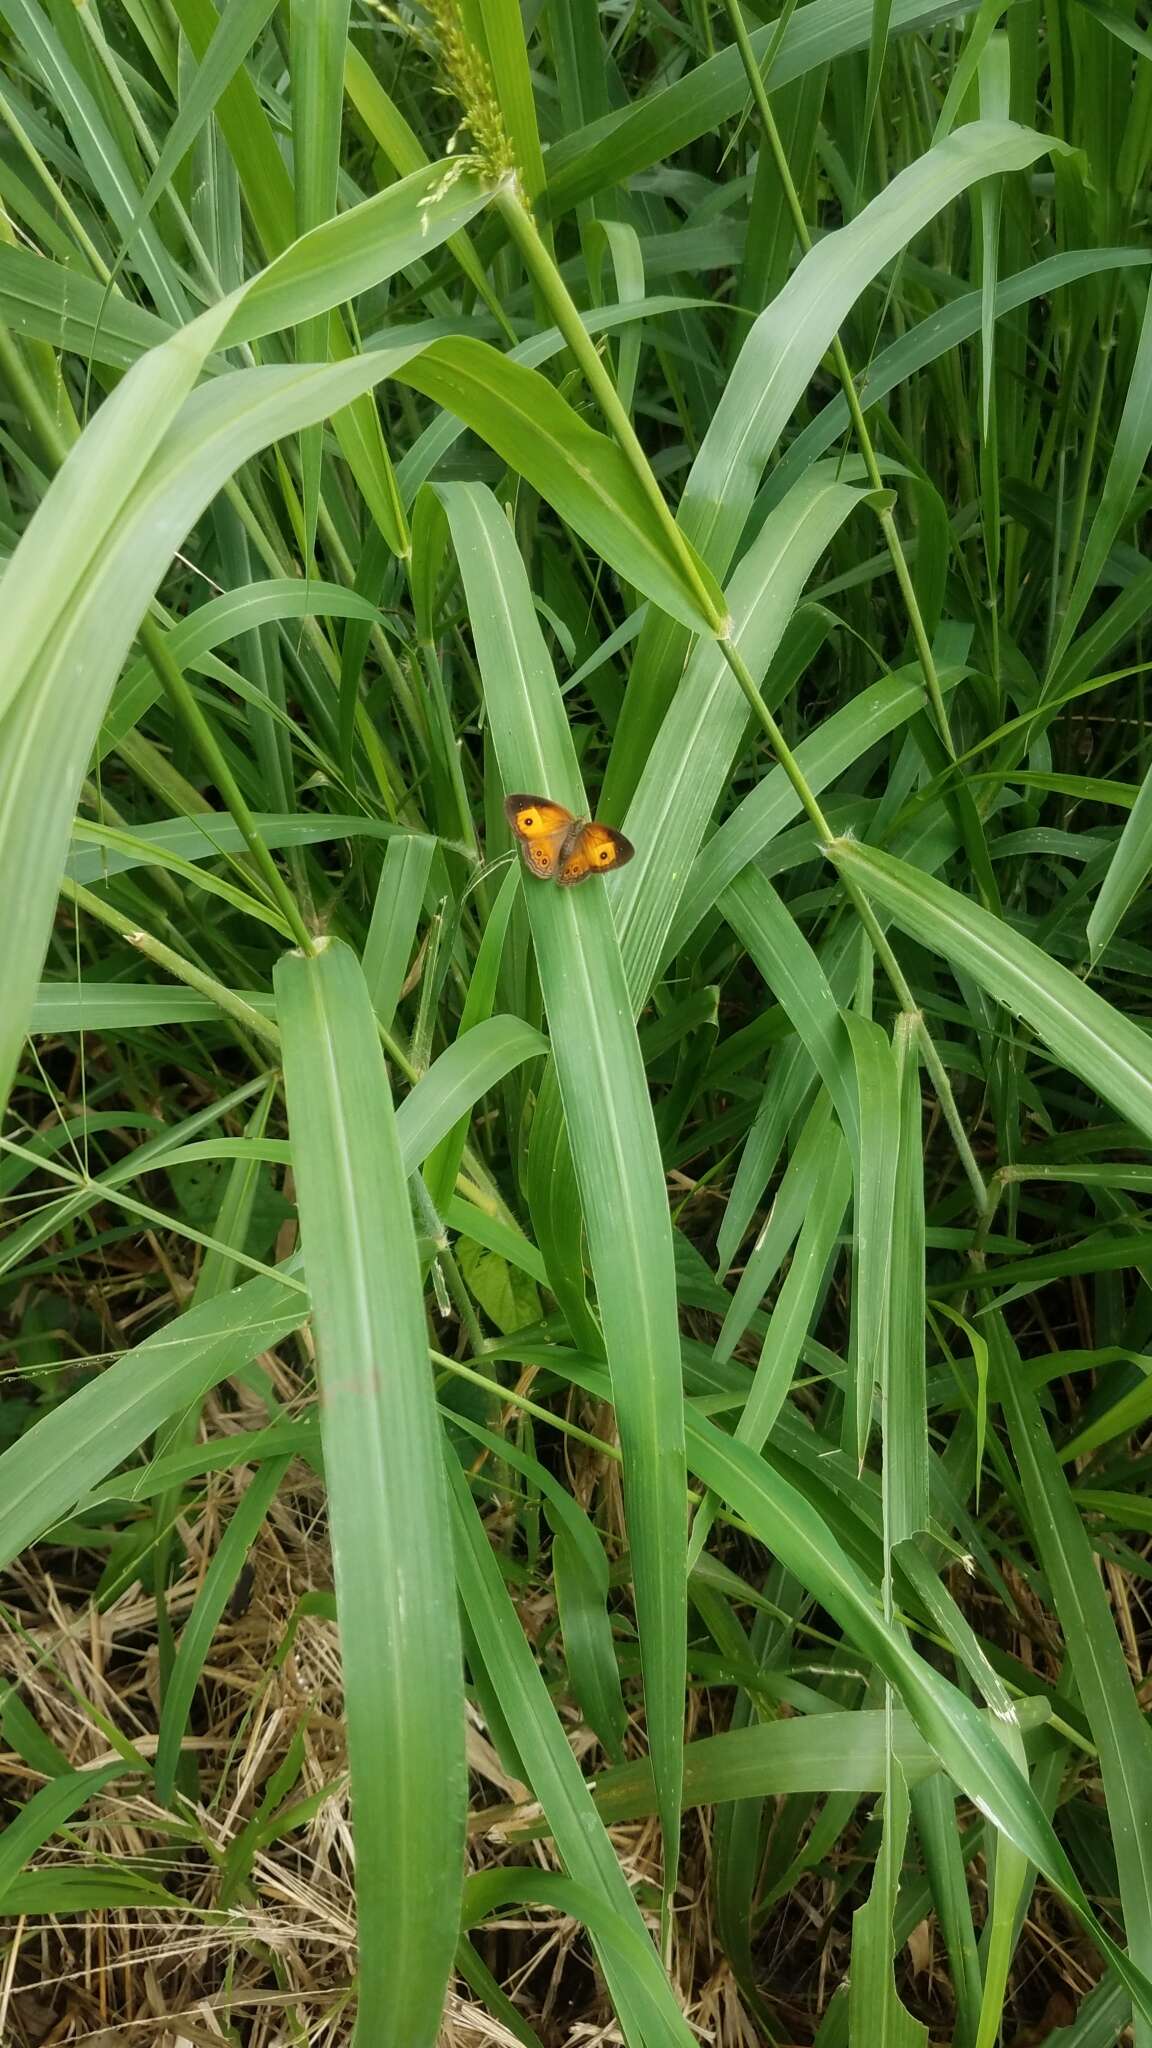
{"left": 457, "top": 1238, "right": 541, "bottom": 1334}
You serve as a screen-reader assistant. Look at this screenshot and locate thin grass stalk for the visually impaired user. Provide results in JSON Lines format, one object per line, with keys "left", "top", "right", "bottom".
{"left": 493, "top": 180, "right": 729, "bottom": 634}
{"left": 716, "top": 0, "right": 957, "bottom": 757}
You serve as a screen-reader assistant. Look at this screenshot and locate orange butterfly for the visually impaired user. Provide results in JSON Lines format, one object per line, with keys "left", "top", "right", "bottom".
{"left": 504, "top": 793, "right": 635, "bottom": 886}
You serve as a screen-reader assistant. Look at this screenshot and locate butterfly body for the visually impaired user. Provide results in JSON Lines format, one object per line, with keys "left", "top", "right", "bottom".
{"left": 504, "top": 793, "right": 634, "bottom": 886}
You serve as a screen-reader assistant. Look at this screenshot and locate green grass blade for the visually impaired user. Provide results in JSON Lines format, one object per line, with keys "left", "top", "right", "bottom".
{"left": 439, "top": 479, "right": 687, "bottom": 1889}
{"left": 665, "top": 664, "right": 952, "bottom": 964}
{"left": 612, "top": 472, "right": 870, "bottom": 996}
{"left": 114, "top": 0, "right": 281, "bottom": 281}
{"left": 290, "top": 0, "right": 353, "bottom": 557}
{"left": 169, "top": 0, "right": 295, "bottom": 254}
{"left": 425, "top": 861, "right": 521, "bottom": 1211}
{"left": 446, "top": 1455, "right": 696, "bottom": 2047}
{"left": 400, "top": 340, "right": 725, "bottom": 634}
{"left": 584, "top": 1699, "right": 1052, "bottom": 1822}
{"left": 153, "top": 1457, "right": 287, "bottom": 1802}
{"left": 474, "top": 0, "right": 546, "bottom": 199}
{"left": 888, "top": 1016, "right": 929, "bottom": 1544}
{"left": 698, "top": 121, "right": 1060, "bottom": 539}
{"left": 452, "top": 1409, "right": 628, "bottom": 1758}
{"left": 1049, "top": 276, "right": 1152, "bottom": 674}
{"left": 714, "top": 1090, "right": 835, "bottom": 1361}
{"left": 828, "top": 839, "right": 1152, "bottom": 1145}
{"left": 99, "top": 579, "right": 388, "bottom": 759}
{"left": 0, "top": 1763, "right": 131, "bottom": 1907}
{"left": 396, "top": 1014, "right": 551, "bottom": 1167}
{"left": 543, "top": 0, "right": 994, "bottom": 214}
{"left": 609, "top": 122, "right": 1065, "bottom": 796}
{"left": 844, "top": 1013, "right": 902, "bottom": 1463}
{"left": 222, "top": 164, "right": 494, "bottom": 345}
{"left": 1086, "top": 759, "right": 1152, "bottom": 963}
{"left": 525, "top": 1070, "right": 604, "bottom": 1353}
{"left": 276, "top": 936, "right": 466, "bottom": 2047}
{"left": 995, "top": 1316, "right": 1152, "bottom": 2034}
{"left": 848, "top": 1758, "right": 929, "bottom": 2046}
{"left": 690, "top": 1117, "right": 850, "bottom": 1564}
{"left": 362, "top": 833, "right": 438, "bottom": 1030}
{"left": 3, "top": 0, "right": 189, "bottom": 320}
{"left": 766, "top": 249, "right": 1151, "bottom": 511}
{"left": 722, "top": 873, "right": 860, "bottom": 1157}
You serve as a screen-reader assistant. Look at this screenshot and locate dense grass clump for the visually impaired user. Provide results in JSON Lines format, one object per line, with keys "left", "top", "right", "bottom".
{"left": 2, "top": 0, "right": 1152, "bottom": 2042}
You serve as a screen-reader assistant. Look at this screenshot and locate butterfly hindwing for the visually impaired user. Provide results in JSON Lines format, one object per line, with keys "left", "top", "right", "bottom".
{"left": 504, "top": 792, "right": 635, "bottom": 886}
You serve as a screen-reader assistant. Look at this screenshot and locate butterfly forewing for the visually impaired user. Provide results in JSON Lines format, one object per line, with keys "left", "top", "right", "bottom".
{"left": 504, "top": 793, "right": 575, "bottom": 880}
{"left": 504, "top": 795, "right": 576, "bottom": 839}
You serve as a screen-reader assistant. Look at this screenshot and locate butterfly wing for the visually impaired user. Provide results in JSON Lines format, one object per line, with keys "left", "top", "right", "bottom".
{"left": 556, "top": 820, "right": 635, "bottom": 886}
{"left": 504, "top": 793, "right": 577, "bottom": 880}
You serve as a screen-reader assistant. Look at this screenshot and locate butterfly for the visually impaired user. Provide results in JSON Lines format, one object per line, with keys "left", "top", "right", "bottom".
{"left": 504, "top": 793, "right": 635, "bottom": 886}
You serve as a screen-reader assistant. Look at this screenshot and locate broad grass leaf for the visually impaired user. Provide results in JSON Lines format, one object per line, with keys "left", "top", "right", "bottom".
{"left": 995, "top": 1317, "right": 1152, "bottom": 2030}
{"left": 0, "top": 1763, "right": 133, "bottom": 1908}
{"left": 613, "top": 472, "right": 872, "bottom": 1002}
{"left": 0, "top": 161, "right": 496, "bottom": 1117}
{"left": 828, "top": 840, "right": 1152, "bottom": 1144}
{"left": 438, "top": 480, "right": 688, "bottom": 1883}
{"left": 402, "top": 340, "right": 726, "bottom": 634}
{"left": 1087, "top": 758, "right": 1152, "bottom": 963}
{"left": 277, "top": 937, "right": 466, "bottom": 2046}
{"left": 844, "top": 1014, "right": 902, "bottom": 1463}
{"left": 848, "top": 1759, "right": 928, "bottom": 2048}
{"left": 447, "top": 1456, "right": 696, "bottom": 2048}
